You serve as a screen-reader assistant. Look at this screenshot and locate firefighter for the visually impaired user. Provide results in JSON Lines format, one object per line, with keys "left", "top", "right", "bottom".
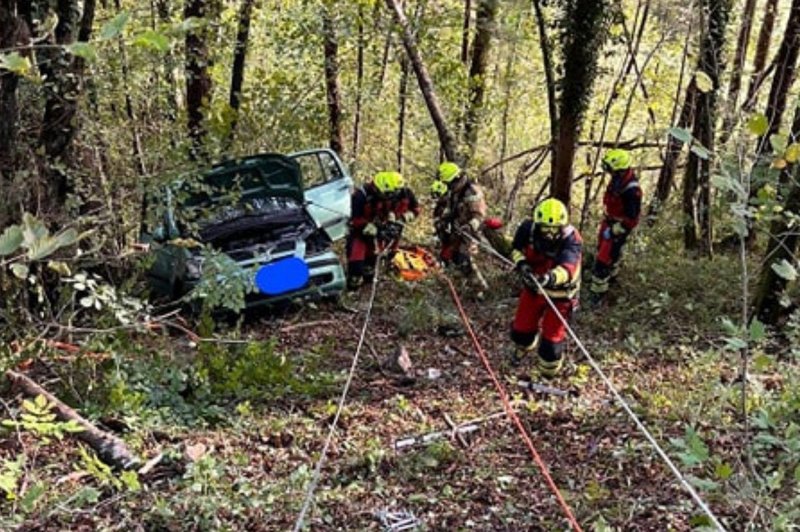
{"left": 346, "top": 171, "right": 420, "bottom": 289}
{"left": 432, "top": 161, "right": 488, "bottom": 296}
{"left": 589, "top": 149, "right": 642, "bottom": 305}
{"left": 510, "top": 198, "right": 582, "bottom": 379}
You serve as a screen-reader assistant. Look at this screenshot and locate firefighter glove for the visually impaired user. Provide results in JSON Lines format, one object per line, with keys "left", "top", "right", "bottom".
{"left": 516, "top": 262, "right": 538, "bottom": 291}
{"left": 467, "top": 218, "right": 482, "bottom": 233}
{"left": 537, "top": 271, "right": 554, "bottom": 289}
{"left": 363, "top": 223, "right": 378, "bottom": 237}
{"left": 403, "top": 211, "right": 416, "bottom": 223}
{"left": 380, "top": 221, "right": 403, "bottom": 241}
{"left": 387, "top": 212, "right": 397, "bottom": 223}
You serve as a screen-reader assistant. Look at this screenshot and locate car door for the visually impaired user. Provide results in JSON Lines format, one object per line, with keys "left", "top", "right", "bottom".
{"left": 291, "top": 148, "right": 352, "bottom": 242}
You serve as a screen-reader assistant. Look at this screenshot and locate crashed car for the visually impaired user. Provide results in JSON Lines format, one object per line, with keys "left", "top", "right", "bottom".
{"left": 142, "top": 148, "right": 353, "bottom": 308}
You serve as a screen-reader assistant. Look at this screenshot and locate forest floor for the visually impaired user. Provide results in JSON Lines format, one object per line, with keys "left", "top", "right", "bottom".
{"left": 2, "top": 224, "right": 798, "bottom": 531}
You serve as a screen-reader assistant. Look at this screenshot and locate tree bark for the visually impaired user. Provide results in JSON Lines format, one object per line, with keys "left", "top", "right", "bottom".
{"left": 461, "top": 0, "right": 471, "bottom": 64}
{"left": 720, "top": 0, "right": 757, "bottom": 143}
{"left": 755, "top": 0, "right": 800, "bottom": 160}
{"left": 463, "top": 0, "right": 499, "bottom": 163}
{"left": 322, "top": 3, "right": 344, "bottom": 156}
{"left": 38, "top": 0, "right": 96, "bottom": 214}
{"left": 532, "top": 0, "right": 558, "bottom": 175}
{"left": 744, "top": 0, "right": 779, "bottom": 111}
{"left": 753, "top": 164, "right": 800, "bottom": 323}
{"left": 398, "top": 55, "right": 409, "bottom": 172}
{"left": 227, "top": 0, "right": 255, "bottom": 146}
{"left": 551, "top": 0, "right": 609, "bottom": 205}
{"left": 683, "top": 0, "right": 732, "bottom": 255}
{"left": 386, "top": 0, "right": 458, "bottom": 162}
{"left": 650, "top": 82, "right": 697, "bottom": 216}
{"left": 352, "top": 5, "right": 366, "bottom": 167}
{"left": 185, "top": 0, "right": 213, "bottom": 161}
{"left": 0, "top": 1, "right": 28, "bottom": 192}
{"left": 5, "top": 370, "right": 140, "bottom": 469}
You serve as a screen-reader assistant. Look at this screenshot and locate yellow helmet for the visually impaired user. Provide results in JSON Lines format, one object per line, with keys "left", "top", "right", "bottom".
{"left": 374, "top": 171, "right": 405, "bottom": 194}
{"left": 437, "top": 162, "right": 461, "bottom": 183}
{"left": 602, "top": 149, "right": 632, "bottom": 173}
{"left": 533, "top": 198, "right": 569, "bottom": 227}
{"left": 430, "top": 180, "right": 447, "bottom": 197}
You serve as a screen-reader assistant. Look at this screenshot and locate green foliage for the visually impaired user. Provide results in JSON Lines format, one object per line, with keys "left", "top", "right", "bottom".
{"left": 0, "top": 456, "right": 25, "bottom": 500}
{"left": 77, "top": 446, "right": 141, "bottom": 492}
{"left": 197, "top": 339, "right": 336, "bottom": 401}
{"left": 1, "top": 395, "right": 84, "bottom": 444}
{"left": 100, "top": 11, "right": 131, "bottom": 40}
{"left": 0, "top": 52, "right": 32, "bottom": 75}
{"left": 189, "top": 248, "right": 255, "bottom": 313}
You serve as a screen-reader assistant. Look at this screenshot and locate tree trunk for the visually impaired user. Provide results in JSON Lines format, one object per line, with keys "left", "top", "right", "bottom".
{"left": 322, "top": 4, "right": 345, "bottom": 156}
{"left": 38, "top": 0, "right": 96, "bottom": 215}
{"left": 461, "top": 0, "right": 471, "bottom": 64}
{"left": 185, "top": 0, "right": 213, "bottom": 161}
{"left": 386, "top": 0, "right": 459, "bottom": 162}
{"left": 156, "top": 0, "right": 181, "bottom": 129}
{"left": 551, "top": 0, "right": 609, "bottom": 205}
{"left": 650, "top": 82, "right": 697, "bottom": 217}
{"left": 499, "top": 15, "right": 523, "bottom": 199}
{"left": 5, "top": 370, "right": 140, "bottom": 469}
{"left": 227, "top": 0, "right": 255, "bottom": 147}
{"left": 744, "top": 0, "right": 779, "bottom": 111}
{"left": 352, "top": 5, "right": 365, "bottom": 167}
{"left": 463, "top": 0, "right": 499, "bottom": 164}
{"left": 398, "top": 56, "right": 409, "bottom": 172}
{"left": 720, "top": 0, "right": 757, "bottom": 143}
{"left": 755, "top": 0, "right": 800, "bottom": 160}
{"left": 0, "top": 1, "right": 28, "bottom": 194}
{"left": 683, "top": 0, "right": 732, "bottom": 255}
{"left": 532, "top": 0, "right": 558, "bottom": 176}
{"left": 753, "top": 164, "right": 800, "bottom": 324}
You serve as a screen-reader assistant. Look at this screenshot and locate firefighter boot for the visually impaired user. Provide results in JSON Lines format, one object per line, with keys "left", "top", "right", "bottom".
{"left": 509, "top": 334, "right": 540, "bottom": 367}
{"left": 534, "top": 356, "right": 563, "bottom": 380}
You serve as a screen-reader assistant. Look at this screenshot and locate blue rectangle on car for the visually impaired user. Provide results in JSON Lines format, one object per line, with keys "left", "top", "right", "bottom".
{"left": 255, "top": 257, "right": 310, "bottom": 295}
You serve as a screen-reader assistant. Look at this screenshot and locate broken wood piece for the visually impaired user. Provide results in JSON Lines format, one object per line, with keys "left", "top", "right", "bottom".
{"left": 393, "top": 403, "right": 524, "bottom": 452}
{"left": 443, "top": 412, "right": 469, "bottom": 448}
{"left": 138, "top": 452, "right": 164, "bottom": 476}
{"left": 4, "top": 370, "right": 140, "bottom": 470}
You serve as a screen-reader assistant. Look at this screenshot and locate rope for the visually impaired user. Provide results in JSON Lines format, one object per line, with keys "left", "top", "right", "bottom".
{"left": 439, "top": 273, "right": 584, "bottom": 532}
{"left": 462, "top": 231, "right": 727, "bottom": 531}
{"left": 293, "top": 249, "right": 386, "bottom": 532}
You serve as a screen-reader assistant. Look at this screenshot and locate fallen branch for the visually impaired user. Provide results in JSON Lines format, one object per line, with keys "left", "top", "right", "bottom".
{"left": 5, "top": 370, "right": 140, "bottom": 470}
{"left": 280, "top": 319, "right": 338, "bottom": 333}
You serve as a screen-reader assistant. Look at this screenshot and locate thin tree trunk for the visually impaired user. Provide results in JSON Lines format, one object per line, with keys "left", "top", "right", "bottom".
{"left": 386, "top": 0, "right": 458, "bottom": 162}
{"left": 720, "top": 0, "right": 758, "bottom": 143}
{"left": 352, "top": 6, "right": 365, "bottom": 167}
{"left": 185, "top": 0, "right": 213, "bottom": 161}
{"left": 322, "top": 3, "right": 344, "bottom": 156}
{"left": 532, "top": 0, "right": 558, "bottom": 176}
{"left": 461, "top": 0, "right": 471, "bottom": 64}
{"left": 683, "top": 0, "right": 732, "bottom": 255}
{"left": 499, "top": 15, "right": 523, "bottom": 199}
{"left": 463, "top": 0, "right": 499, "bottom": 164}
{"left": 744, "top": 0, "right": 779, "bottom": 111}
{"left": 227, "top": 0, "right": 255, "bottom": 147}
{"left": 156, "top": 0, "right": 180, "bottom": 129}
{"left": 398, "top": 56, "right": 409, "bottom": 172}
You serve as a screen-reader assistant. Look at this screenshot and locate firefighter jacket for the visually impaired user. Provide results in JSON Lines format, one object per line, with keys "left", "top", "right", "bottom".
{"left": 435, "top": 178, "right": 487, "bottom": 238}
{"left": 511, "top": 221, "right": 583, "bottom": 299}
{"left": 349, "top": 183, "right": 421, "bottom": 235}
{"left": 603, "top": 169, "right": 642, "bottom": 231}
